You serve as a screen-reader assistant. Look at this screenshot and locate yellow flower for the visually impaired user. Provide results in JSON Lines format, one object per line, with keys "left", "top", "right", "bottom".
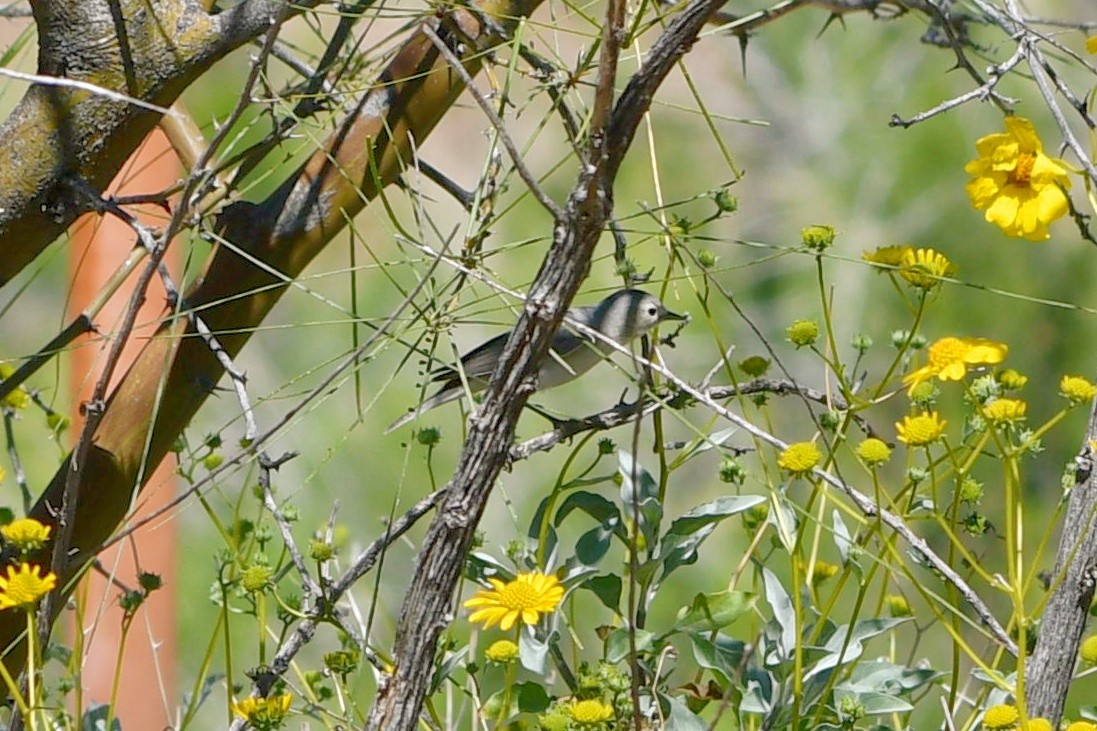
{"left": 1, "top": 518, "right": 51, "bottom": 552}
{"left": 884, "top": 594, "right": 911, "bottom": 617}
{"left": 1087, "top": 36, "right": 1097, "bottom": 54}
{"left": 777, "top": 442, "right": 822, "bottom": 475}
{"left": 484, "top": 639, "right": 519, "bottom": 664}
{"left": 903, "top": 336, "right": 1008, "bottom": 391}
{"left": 232, "top": 693, "right": 292, "bottom": 730}
{"left": 1081, "top": 634, "right": 1097, "bottom": 663}
{"left": 0, "top": 563, "right": 56, "bottom": 610}
{"left": 464, "top": 571, "right": 564, "bottom": 630}
{"left": 1060, "top": 375, "right": 1097, "bottom": 403}
{"left": 899, "top": 248, "right": 955, "bottom": 289}
{"left": 998, "top": 369, "right": 1028, "bottom": 390}
{"left": 982, "top": 703, "right": 1019, "bottom": 729}
{"left": 241, "top": 564, "right": 273, "bottom": 593}
{"left": 811, "top": 560, "right": 839, "bottom": 585}
{"left": 0, "top": 364, "right": 29, "bottom": 410}
{"left": 855, "top": 438, "right": 892, "bottom": 467}
{"left": 965, "top": 116, "right": 1071, "bottom": 241}
{"left": 568, "top": 699, "right": 615, "bottom": 725}
{"left": 1067, "top": 722, "right": 1097, "bottom": 731}
{"left": 982, "top": 398, "right": 1027, "bottom": 425}
{"left": 896, "top": 412, "right": 947, "bottom": 446}
{"left": 786, "top": 319, "right": 819, "bottom": 348}
{"left": 1022, "top": 720, "right": 1052, "bottom": 731}
{"left": 862, "top": 245, "right": 911, "bottom": 269}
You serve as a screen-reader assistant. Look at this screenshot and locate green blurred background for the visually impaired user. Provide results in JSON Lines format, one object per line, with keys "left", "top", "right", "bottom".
{"left": 1, "top": 0, "right": 1095, "bottom": 726}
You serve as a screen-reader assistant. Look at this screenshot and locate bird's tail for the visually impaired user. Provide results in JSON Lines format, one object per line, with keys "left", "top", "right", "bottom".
{"left": 384, "top": 386, "right": 462, "bottom": 435}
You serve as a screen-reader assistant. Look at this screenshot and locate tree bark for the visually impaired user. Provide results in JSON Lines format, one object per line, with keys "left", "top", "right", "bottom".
{"left": 1026, "top": 397, "right": 1097, "bottom": 722}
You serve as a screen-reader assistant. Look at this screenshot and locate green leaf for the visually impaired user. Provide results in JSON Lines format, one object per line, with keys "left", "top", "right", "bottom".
{"left": 665, "top": 495, "right": 766, "bottom": 536}
{"left": 763, "top": 567, "right": 796, "bottom": 658}
{"left": 575, "top": 524, "right": 614, "bottom": 565}
{"left": 605, "top": 627, "right": 655, "bottom": 663}
{"left": 689, "top": 633, "right": 747, "bottom": 684}
{"left": 519, "top": 625, "right": 549, "bottom": 675}
{"left": 515, "top": 681, "right": 552, "bottom": 713}
{"left": 584, "top": 574, "right": 622, "bottom": 613}
{"left": 553, "top": 491, "right": 625, "bottom": 541}
{"left": 675, "top": 590, "right": 755, "bottom": 633}
{"left": 832, "top": 509, "right": 854, "bottom": 565}
{"left": 843, "top": 659, "right": 941, "bottom": 694}
{"left": 659, "top": 693, "right": 709, "bottom": 731}
{"left": 835, "top": 688, "right": 914, "bottom": 715}
{"left": 618, "top": 450, "right": 663, "bottom": 546}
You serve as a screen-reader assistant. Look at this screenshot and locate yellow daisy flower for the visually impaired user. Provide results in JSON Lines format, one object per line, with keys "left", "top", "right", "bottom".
{"left": 777, "top": 442, "right": 822, "bottom": 475}
{"left": 899, "top": 247, "right": 955, "bottom": 289}
{"left": 1086, "top": 36, "right": 1097, "bottom": 54}
{"left": 1081, "top": 633, "right": 1097, "bottom": 663}
{"left": 0, "top": 518, "right": 51, "bottom": 552}
{"left": 568, "top": 698, "right": 615, "bottom": 725}
{"left": 0, "top": 563, "right": 57, "bottom": 610}
{"left": 965, "top": 116, "right": 1071, "bottom": 241}
{"left": 904, "top": 336, "right": 1008, "bottom": 391}
{"left": 982, "top": 703, "right": 1019, "bottom": 729}
{"left": 862, "top": 245, "right": 912, "bottom": 269}
{"left": 484, "top": 639, "right": 519, "bottom": 664}
{"left": 1060, "top": 375, "right": 1097, "bottom": 403}
{"left": 464, "top": 571, "right": 564, "bottom": 630}
{"left": 982, "top": 398, "right": 1027, "bottom": 425}
{"left": 1067, "top": 722, "right": 1097, "bottom": 731}
{"left": 232, "top": 693, "right": 293, "bottom": 730}
{"left": 896, "top": 412, "right": 947, "bottom": 446}
{"left": 855, "top": 438, "right": 892, "bottom": 467}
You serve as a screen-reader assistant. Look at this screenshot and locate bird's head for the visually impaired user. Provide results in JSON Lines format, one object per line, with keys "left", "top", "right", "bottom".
{"left": 592, "top": 289, "right": 689, "bottom": 343}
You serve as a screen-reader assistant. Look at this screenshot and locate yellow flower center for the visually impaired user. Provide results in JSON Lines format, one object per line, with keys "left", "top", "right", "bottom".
{"left": 497, "top": 581, "right": 545, "bottom": 610}
{"left": 927, "top": 337, "right": 967, "bottom": 370}
{"left": 569, "top": 699, "right": 614, "bottom": 724}
{"left": 1011, "top": 151, "right": 1036, "bottom": 186}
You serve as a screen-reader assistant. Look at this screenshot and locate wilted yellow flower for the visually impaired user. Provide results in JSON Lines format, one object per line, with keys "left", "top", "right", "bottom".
{"left": 1, "top": 518, "right": 51, "bottom": 552}
{"left": 862, "top": 245, "right": 912, "bottom": 269}
{"left": 1060, "top": 375, "right": 1097, "bottom": 403}
{"left": 777, "top": 442, "right": 822, "bottom": 475}
{"left": 899, "top": 248, "right": 955, "bottom": 289}
{"left": 965, "top": 116, "right": 1071, "bottom": 241}
{"left": 484, "top": 639, "right": 519, "bottom": 664}
{"left": 568, "top": 699, "right": 615, "bottom": 725}
{"left": 464, "top": 571, "right": 564, "bottom": 630}
{"left": 904, "top": 336, "right": 1008, "bottom": 391}
{"left": 982, "top": 703, "right": 1019, "bottom": 730}
{"left": 0, "top": 563, "right": 56, "bottom": 610}
{"left": 982, "top": 398, "right": 1027, "bottom": 425}
{"left": 232, "top": 693, "right": 292, "bottom": 730}
{"left": 896, "top": 412, "right": 947, "bottom": 446}
{"left": 855, "top": 438, "right": 892, "bottom": 467}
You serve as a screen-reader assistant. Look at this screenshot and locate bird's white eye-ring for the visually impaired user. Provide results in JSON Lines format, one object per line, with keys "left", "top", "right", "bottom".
{"left": 647, "top": 305, "right": 658, "bottom": 317}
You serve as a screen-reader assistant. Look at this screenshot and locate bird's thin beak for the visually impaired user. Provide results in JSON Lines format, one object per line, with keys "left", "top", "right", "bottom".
{"left": 661, "top": 308, "right": 689, "bottom": 322}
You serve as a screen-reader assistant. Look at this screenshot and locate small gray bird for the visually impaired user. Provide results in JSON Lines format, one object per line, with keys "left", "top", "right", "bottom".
{"left": 386, "top": 289, "right": 687, "bottom": 433}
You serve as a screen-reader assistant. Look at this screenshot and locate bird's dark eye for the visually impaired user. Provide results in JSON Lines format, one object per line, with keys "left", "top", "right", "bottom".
{"left": 647, "top": 306, "right": 658, "bottom": 317}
